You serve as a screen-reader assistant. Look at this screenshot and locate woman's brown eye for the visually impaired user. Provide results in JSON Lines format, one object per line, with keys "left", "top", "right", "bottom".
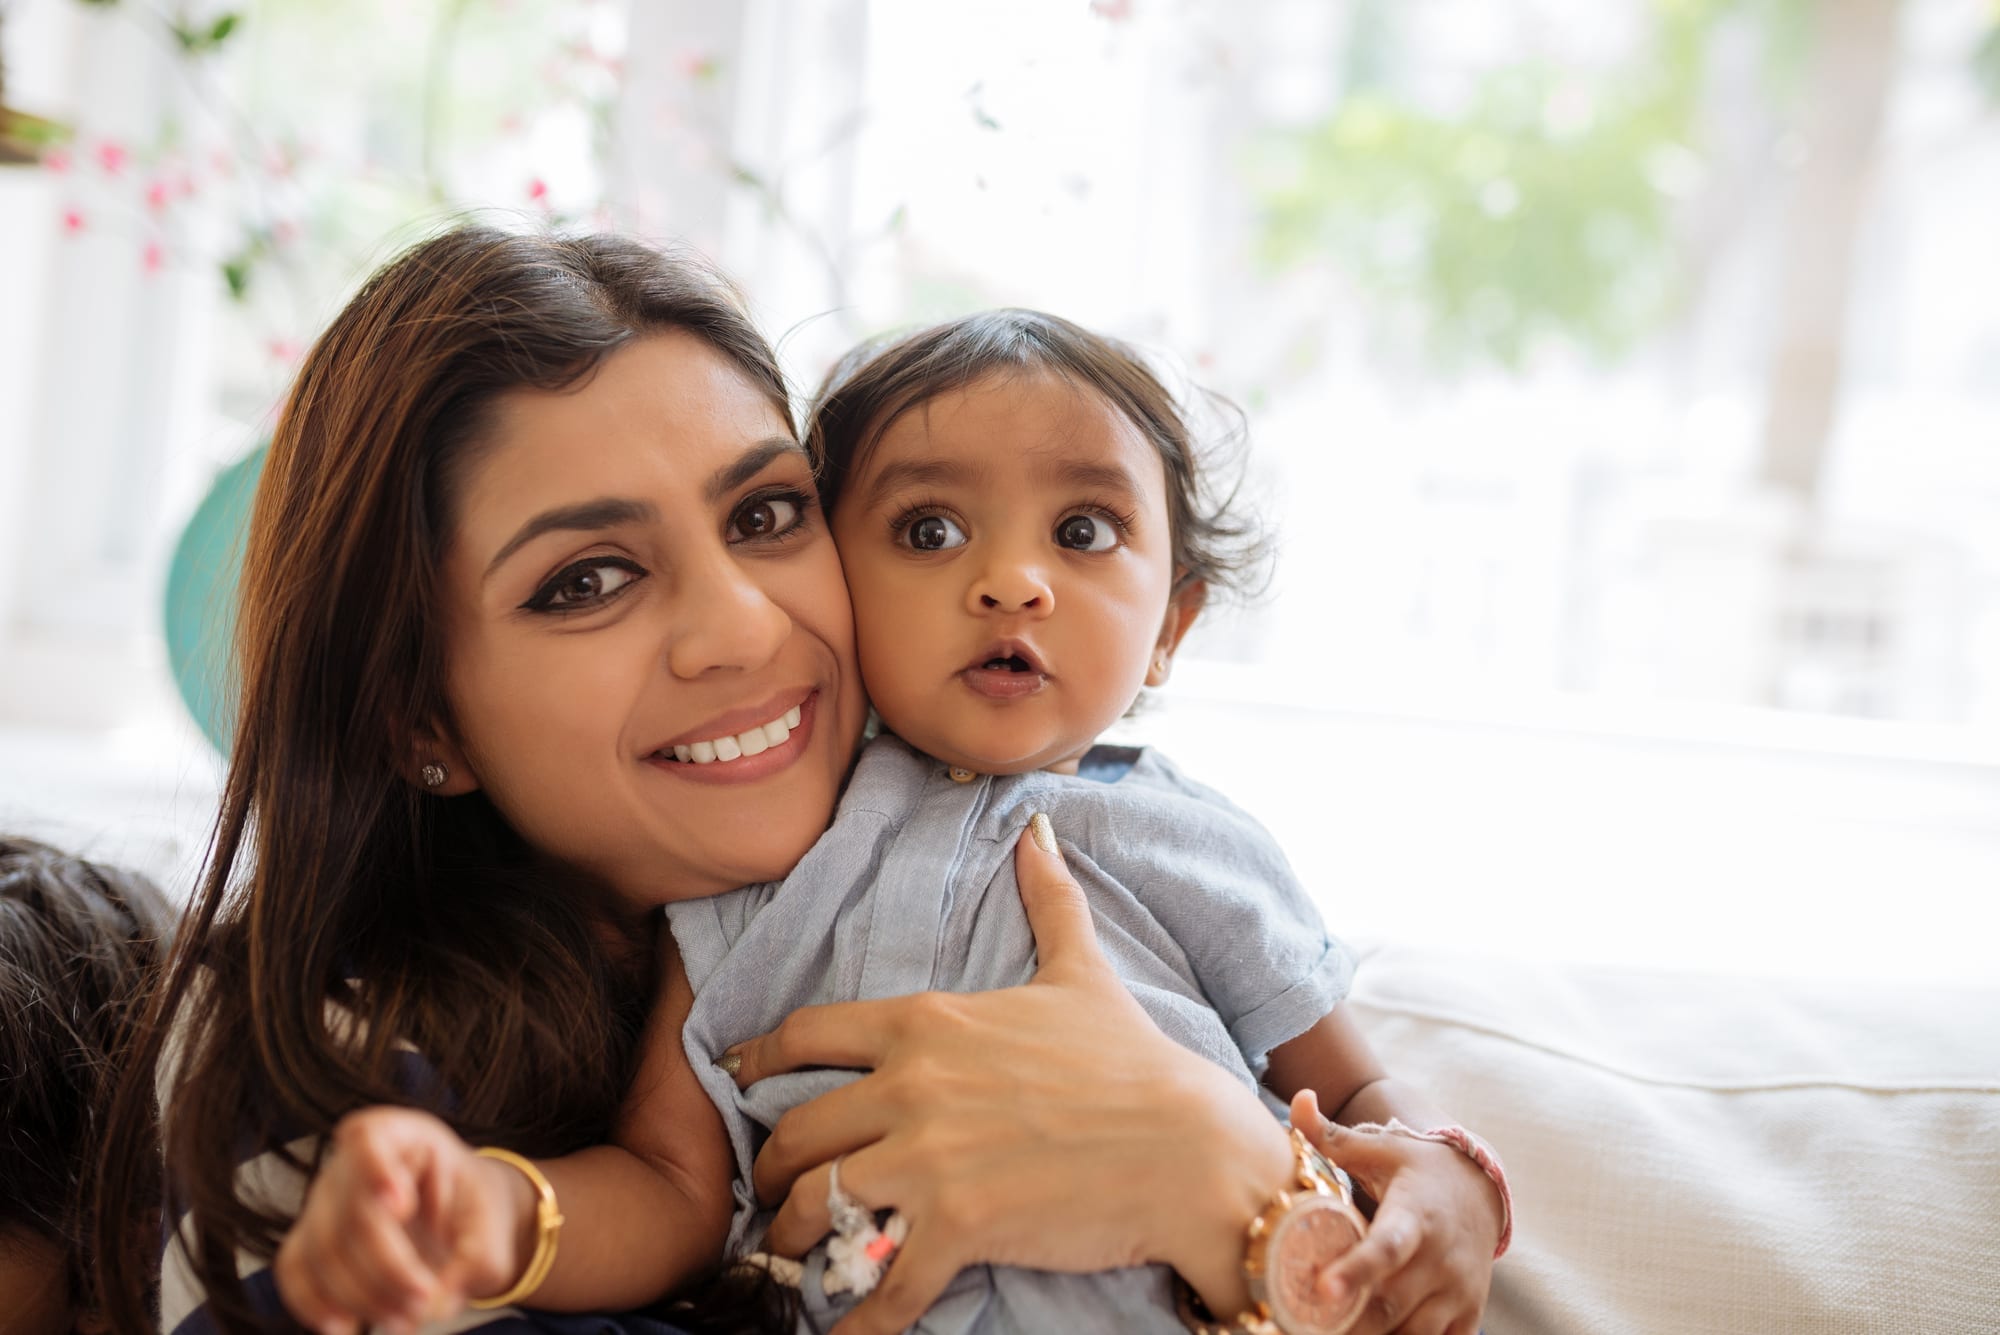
{"left": 730, "top": 494, "right": 803, "bottom": 542}
{"left": 523, "top": 559, "right": 643, "bottom": 611}
{"left": 559, "top": 570, "right": 603, "bottom": 601}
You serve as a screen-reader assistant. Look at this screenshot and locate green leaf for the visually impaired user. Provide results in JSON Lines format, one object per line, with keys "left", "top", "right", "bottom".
{"left": 1974, "top": 20, "right": 2000, "bottom": 104}
{"left": 209, "top": 13, "right": 241, "bottom": 47}
{"left": 221, "top": 258, "right": 251, "bottom": 301}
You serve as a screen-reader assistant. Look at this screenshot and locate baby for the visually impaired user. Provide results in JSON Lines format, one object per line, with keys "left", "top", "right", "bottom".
{"left": 661, "top": 310, "right": 1363, "bottom": 1333}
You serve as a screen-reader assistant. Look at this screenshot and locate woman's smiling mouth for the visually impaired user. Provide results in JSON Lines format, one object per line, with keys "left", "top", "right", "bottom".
{"left": 648, "top": 691, "right": 818, "bottom": 781}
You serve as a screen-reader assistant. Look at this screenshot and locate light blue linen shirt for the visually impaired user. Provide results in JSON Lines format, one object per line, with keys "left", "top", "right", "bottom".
{"left": 666, "top": 734, "right": 1354, "bottom": 1333}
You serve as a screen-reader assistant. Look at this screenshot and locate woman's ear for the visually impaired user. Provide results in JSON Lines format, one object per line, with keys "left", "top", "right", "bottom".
{"left": 406, "top": 722, "right": 480, "bottom": 796}
{"left": 1146, "top": 577, "right": 1208, "bottom": 687}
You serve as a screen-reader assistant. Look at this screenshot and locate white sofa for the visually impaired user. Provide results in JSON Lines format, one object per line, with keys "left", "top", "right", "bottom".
{"left": 1349, "top": 943, "right": 2000, "bottom": 1334}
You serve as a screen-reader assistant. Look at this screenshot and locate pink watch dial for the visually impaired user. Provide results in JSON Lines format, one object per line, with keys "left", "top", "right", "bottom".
{"left": 1264, "top": 1194, "right": 1370, "bottom": 1335}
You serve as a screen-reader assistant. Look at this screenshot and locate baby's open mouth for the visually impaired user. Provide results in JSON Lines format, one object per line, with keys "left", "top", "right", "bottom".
{"left": 982, "top": 654, "right": 1034, "bottom": 673}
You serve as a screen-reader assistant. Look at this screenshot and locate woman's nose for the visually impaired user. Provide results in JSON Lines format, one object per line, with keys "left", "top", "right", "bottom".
{"left": 968, "top": 546, "right": 1054, "bottom": 616}
{"left": 665, "top": 556, "right": 793, "bottom": 678}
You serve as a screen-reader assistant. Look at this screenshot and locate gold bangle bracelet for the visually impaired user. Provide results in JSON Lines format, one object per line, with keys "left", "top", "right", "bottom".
{"left": 468, "top": 1146, "right": 565, "bottom": 1310}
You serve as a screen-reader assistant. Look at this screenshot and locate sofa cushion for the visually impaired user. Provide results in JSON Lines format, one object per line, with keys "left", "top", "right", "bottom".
{"left": 1345, "top": 944, "right": 2000, "bottom": 1334}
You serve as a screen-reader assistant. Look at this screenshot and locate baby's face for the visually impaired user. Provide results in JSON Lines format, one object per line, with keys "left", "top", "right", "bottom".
{"left": 830, "top": 369, "right": 1195, "bottom": 775}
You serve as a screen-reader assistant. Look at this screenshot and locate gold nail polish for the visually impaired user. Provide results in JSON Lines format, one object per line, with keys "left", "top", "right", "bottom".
{"left": 716, "top": 1052, "right": 743, "bottom": 1077}
{"left": 1029, "top": 811, "right": 1056, "bottom": 854}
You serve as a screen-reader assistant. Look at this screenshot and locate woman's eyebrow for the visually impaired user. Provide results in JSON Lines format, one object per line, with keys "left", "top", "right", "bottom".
{"left": 707, "top": 437, "right": 808, "bottom": 501}
{"left": 484, "top": 497, "right": 657, "bottom": 580}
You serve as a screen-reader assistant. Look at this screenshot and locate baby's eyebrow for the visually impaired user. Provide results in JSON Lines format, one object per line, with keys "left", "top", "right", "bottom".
{"left": 1039, "top": 458, "right": 1143, "bottom": 498}
{"left": 860, "top": 457, "right": 978, "bottom": 499}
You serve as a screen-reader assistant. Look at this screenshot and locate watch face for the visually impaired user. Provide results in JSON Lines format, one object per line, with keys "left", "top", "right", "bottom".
{"left": 1264, "top": 1195, "right": 1370, "bottom": 1335}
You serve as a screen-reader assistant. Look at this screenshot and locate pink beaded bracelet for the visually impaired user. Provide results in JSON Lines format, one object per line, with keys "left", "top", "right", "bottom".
{"left": 1351, "top": 1118, "right": 1513, "bottom": 1258}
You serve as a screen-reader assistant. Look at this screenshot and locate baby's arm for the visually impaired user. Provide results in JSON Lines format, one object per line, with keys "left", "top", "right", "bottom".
{"left": 1263, "top": 1010, "right": 1508, "bottom": 1332}
{"left": 275, "top": 936, "right": 736, "bottom": 1329}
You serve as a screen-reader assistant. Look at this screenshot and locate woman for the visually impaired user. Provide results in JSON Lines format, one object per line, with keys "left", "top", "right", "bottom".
{"left": 97, "top": 224, "right": 1503, "bottom": 1335}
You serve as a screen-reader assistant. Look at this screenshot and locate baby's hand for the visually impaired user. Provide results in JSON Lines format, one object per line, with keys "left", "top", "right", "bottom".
{"left": 1290, "top": 1090, "right": 1502, "bottom": 1335}
{"left": 274, "top": 1107, "right": 528, "bottom": 1335}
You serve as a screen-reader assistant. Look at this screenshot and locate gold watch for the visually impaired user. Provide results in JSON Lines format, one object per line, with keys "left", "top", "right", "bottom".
{"left": 1179, "top": 1127, "right": 1372, "bottom": 1335}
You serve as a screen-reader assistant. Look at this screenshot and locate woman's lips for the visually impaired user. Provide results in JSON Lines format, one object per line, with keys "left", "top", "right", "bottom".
{"left": 644, "top": 691, "right": 818, "bottom": 785}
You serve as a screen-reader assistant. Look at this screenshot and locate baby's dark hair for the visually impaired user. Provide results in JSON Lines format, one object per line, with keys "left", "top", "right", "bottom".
{"left": 1, "top": 835, "right": 175, "bottom": 1312}
{"left": 805, "top": 308, "right": 1271, "bottom": 601}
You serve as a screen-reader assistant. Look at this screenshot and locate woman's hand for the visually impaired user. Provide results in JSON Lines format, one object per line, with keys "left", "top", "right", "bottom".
{"left": 720, "top": 813, "right": 1295, "bottom": 1335}
{"left": 273, "top": 1107, "right": 530, "bottom": 1335}
{"left": 1291, "top": 1091, "right": 1503, "bottom": 1335}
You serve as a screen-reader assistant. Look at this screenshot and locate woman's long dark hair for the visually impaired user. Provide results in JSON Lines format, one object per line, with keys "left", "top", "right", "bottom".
{"left": 93, "top": 224, "right": 797, "bottom": 1333}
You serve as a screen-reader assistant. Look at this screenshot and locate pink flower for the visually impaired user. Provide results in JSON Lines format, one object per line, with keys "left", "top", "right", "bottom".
{"left": 266, "top": 337, "right": 303, "bottom": 364}
{"left": 527, "top": 177, "right": 550, "bottom": 205}
{"left": 146, "top": 179, "right": 173, "bottom": 213}
{"left": 272, "top": 219, "right": 299, "bottom": 247}
{"left": 96, "top": 140, "right": 130, "bottom": 175}
{"left": 61, "top": 208, "right": 86, "bottom": 234}
{"left": 44, "top": 147, "right": 73, "bottom": 174}
{"left": 142, "top": 240, "right": 165, "bottom": 273}
{"left": 1090, "top": 0, "right": 1134, "bottom": 18}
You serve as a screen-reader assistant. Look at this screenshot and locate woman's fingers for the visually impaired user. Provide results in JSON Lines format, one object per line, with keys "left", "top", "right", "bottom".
{"left": 1013, "top": 814, "right": 1115, "bottom": 986}
{"left": 760, "top": 1157, "right": 838, "bottom": 1258}
{"left": 722, "top": 995, "right": 905, "bottom": 1087}
{"left": 752, "top": 1074, "right": 898, "bottom": 1206}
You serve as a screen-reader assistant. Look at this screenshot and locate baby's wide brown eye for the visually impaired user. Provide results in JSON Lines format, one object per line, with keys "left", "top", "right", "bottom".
{"left": 1055, "top": 513, "right": 1116, "bottom": 551}
{"left": 901, "top": 514, "right": 967, "bottom": 551}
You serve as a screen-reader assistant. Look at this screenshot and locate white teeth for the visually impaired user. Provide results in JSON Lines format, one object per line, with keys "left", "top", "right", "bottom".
{"left": 665, "top": 702, "right": 805, "bottom": 764}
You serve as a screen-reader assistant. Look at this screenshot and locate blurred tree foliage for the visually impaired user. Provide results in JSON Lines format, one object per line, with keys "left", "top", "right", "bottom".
{"left": 1976, "top": 3, "right": 2000, "bottom": 102}
{"left": 1254, "top": 0, "right": 1811, "bottom": 371}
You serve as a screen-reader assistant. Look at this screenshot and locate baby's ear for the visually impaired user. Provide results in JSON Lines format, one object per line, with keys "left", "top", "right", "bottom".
{"left": 404, "top": 720, "right": 480, "bottom": 796}
{"left": 1146, "top": 577, "right": 1208, "bottom": 687}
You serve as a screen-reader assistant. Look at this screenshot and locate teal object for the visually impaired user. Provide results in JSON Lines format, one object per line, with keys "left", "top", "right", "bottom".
{"left": 164, "top": 443, "right": 267, "bottom": 753}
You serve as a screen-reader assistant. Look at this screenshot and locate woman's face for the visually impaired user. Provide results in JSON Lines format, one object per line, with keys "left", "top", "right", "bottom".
{"left": 437, "top": 331, "right": 864, "bottom": 911}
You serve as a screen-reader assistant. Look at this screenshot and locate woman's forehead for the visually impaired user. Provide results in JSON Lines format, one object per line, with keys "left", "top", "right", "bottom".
{"left": 456, "top": 333, "right": 795, "bottom": 525}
